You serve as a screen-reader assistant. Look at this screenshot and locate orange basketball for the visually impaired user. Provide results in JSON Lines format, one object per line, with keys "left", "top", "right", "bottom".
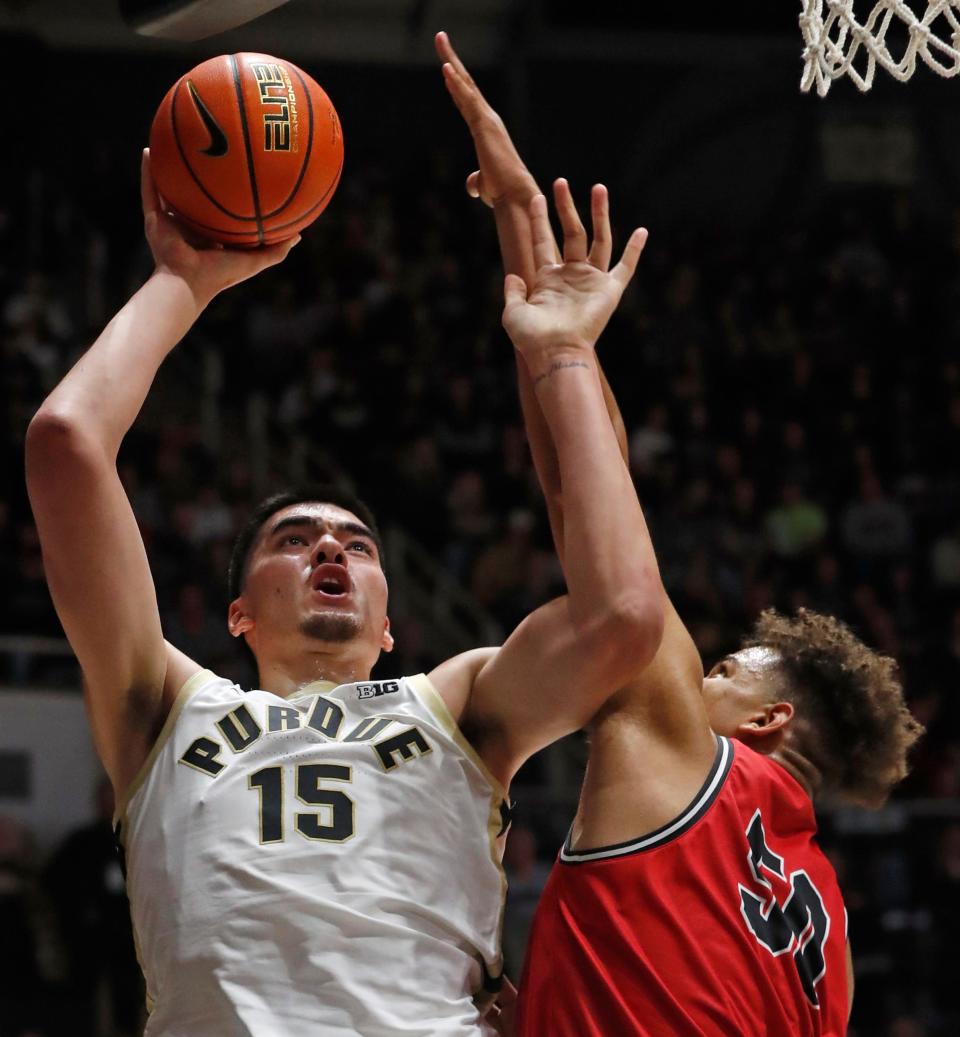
{"left": 149, "top": 53, "right": 343, "bottom": 246}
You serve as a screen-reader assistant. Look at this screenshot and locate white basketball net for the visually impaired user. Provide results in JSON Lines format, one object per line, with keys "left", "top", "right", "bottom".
{"left": 800, "top": 0, "right": 960, "bottom": 95}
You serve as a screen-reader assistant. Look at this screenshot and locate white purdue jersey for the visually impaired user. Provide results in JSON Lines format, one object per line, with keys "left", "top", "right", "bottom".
{"left": 116, "top": 669, "right": 509, "bottom": 1037}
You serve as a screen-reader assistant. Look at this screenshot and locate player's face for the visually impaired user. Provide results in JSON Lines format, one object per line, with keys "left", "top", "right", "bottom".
{"left": 232, "top": 502, "right": 391, "bottom": 660}
{"left": 701, "top": 647, "right": 784, "bottom": 737}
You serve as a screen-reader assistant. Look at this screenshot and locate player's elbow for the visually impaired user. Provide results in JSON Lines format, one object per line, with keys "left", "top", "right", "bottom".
{"left": 587, "top": 587, "right": 665, "bottom": 682}
{"left": 27, "top": 407, "right": 77, "bottom": 456}
{"left": 26, "top": 409, "right": 105, "bottom": 483}
{"left": 611, "top": 591, "right": 665, "bottom": 669}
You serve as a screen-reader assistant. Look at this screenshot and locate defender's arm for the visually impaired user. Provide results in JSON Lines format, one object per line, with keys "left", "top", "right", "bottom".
{"left": 431, "top": 186, "right": 663, "bottom": 782}
{"left": 437, "top": 36, "right": 710, "bottom": 783}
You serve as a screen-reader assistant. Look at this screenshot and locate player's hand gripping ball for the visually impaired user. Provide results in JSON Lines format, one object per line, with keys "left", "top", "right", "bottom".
{"left": 149, "top": 53, "right": 343, "bottom": 246}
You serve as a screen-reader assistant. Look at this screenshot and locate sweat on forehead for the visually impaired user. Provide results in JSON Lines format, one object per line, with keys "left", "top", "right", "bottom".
{"left": 731, "top": 646, "right": 782, "bottom": 675}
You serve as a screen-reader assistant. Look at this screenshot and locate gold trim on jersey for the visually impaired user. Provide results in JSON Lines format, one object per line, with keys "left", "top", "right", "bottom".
{"left": 407, "top": 672, "right": 507, "bottom": 982}
{"left": 114, "top": 668, "right": 217, "bottom": 826}
{"left": 288, "top": 678, "right": 339, "bottom": 704}
{"left": 123, "top": 829, "right": 159, "bottom": 1016}
{"left": 406, "top": 673, "right": 508, "bottom": 802}
{"left": 486, "top": 797, "right": 508, "bottom": 982}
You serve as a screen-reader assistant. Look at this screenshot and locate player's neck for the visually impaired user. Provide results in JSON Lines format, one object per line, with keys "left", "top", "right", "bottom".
{"left": 770, "top": 746, "right": 821, "bottom": 802}
{"left": 256, "top": 649, "right": 373, "bottom": 697}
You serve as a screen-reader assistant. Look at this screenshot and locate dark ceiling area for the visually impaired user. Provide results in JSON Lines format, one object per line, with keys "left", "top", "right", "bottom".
{"left": 542, "top": 0, "right": 795, "bottom": 36}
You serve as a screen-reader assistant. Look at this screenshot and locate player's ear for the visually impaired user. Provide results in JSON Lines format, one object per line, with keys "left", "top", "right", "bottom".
{"left": 736, "top": 701, "right": 794, "bottom": 755}
{"left": 228, "top": 597, "right": 254, "bottom": 638}
{"left": 381, "top": 616, "right": 394, "bottom": 653}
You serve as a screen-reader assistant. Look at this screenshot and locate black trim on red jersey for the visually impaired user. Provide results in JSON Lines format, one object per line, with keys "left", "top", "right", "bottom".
{"left": 559, "top": 735, "right": 734, "bottom": 864}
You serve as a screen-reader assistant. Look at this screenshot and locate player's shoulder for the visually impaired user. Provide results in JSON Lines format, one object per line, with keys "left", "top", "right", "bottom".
{"left": 162, "top": 641, "right": 210, "bottom": 709}
{"left": 160, "top": 664, "right": 247, "bottom": 723}
{"left": 426, "top": 646, "right": 499, "bottom": 725}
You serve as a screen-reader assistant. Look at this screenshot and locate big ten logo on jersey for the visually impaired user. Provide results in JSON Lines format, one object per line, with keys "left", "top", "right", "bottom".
{"left": 738, "top": 811, "right": 831, "bottom": 1007}
{"left": 357, "top": 681, "right": 400, "bottom": 699}
{"left": 251, "top": 63, "right": 298, "bottom": 153}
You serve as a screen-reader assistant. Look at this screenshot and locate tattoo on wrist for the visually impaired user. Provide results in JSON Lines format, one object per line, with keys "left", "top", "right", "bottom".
{"left": 532, "top": 359, "right": 590, "bottom": 387}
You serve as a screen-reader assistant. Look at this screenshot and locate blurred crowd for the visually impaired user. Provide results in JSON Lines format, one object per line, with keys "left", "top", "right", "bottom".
{"left": 2, "top": 69, "right": 960, "bottom": 1032}
{"left": 0, "top": 786, "right": 142, "bottom": 1037}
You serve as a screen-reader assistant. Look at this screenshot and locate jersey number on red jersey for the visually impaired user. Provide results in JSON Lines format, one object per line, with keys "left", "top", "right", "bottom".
{"left": 738, "top": 810, "right": 831, "bottom": 1007}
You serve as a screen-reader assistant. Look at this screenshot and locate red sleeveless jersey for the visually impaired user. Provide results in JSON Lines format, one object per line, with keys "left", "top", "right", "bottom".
{"left": 516, "top": 737, "right": 848, "bottom": 1037}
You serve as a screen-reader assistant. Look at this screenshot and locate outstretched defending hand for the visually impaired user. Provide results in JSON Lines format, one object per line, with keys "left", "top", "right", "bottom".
{"left": 501, "top": 179, "right": 647, "bottom": 364}
{"left": 435, "top": 31, "right": 537, "bottom": 211}
{"left": 140, "top": 149, "right": 299, "bottom": 307}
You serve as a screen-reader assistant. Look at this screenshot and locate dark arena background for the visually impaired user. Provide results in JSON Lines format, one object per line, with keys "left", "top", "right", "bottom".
{"left": 1, "top": 1, "right": 959, "bottom": 1034}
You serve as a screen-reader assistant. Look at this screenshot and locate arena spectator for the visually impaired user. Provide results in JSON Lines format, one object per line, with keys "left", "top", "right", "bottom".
{"left": 842, "top": 472, "right": 913, "bottom": 576}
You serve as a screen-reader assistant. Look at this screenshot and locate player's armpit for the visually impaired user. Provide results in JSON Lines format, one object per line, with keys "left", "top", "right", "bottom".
{"left": 25, "top": 418, "right": 186, "bottom": 793}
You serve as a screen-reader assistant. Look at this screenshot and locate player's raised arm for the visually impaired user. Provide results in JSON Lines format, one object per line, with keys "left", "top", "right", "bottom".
{"left": 433, "top": 183, "right": 664, "bottom": 780}
{"left": 25, "top": 151, "right": 299, "bottom": 795}
{"left": 436, "top": 41, "right": 710, "bottom": 780}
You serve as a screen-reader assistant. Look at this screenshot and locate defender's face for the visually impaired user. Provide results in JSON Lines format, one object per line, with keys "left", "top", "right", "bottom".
{"left": 235, "top": 502, "right": 390, "bottom": 655}
{"left": 701, "top": 647, "right": 783, "bottom": 737}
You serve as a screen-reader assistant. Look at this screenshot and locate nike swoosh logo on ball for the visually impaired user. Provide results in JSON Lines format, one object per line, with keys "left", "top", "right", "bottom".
{"left": 187, "top": 80, "right": 228, "bottom": 157}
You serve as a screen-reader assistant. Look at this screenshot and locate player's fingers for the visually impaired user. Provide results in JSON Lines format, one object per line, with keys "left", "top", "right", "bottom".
{"left": 436, "top": 31, "right": 478, "bottom": 90}
{"left": 554, "top": 178, "right": 588, "bottom": 263}
{"left": 609, "top": 227, "right": 649, "bottom": 290}
{"left": 441, "top": 61, "right": 495, "bottom": 137}
{"left": 587, "top": 184, "right": 612, "bottom": 272}
{"left": 441, "top": 62, "right": 477, "bottom": 122}
{"left": 529, "top": 194, "right": 560, "bottom": 271}
{"left": 503, "top": 269, "right": 526, "bottom": 298}
{"left": 256, "top": 235, "right": 302, "bottom": 268}
{"left": 140, "top": 148, "right": 161, "bottom": 217}
{"left": 503, "top": 272, "right": 528, "bottom": 307}
{"left": 466, "top": 170, "right": 484, "bottom": 201}
{"left": 435, "top": 30, "right": 462, "bottom": 71}
{"left": 434, "top": 29, "right": 451, "bottom": 61}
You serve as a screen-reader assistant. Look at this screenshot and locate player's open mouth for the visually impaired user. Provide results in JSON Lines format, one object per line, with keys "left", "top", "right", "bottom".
{"left": 311, "top": 564, "right": 351, "bottom": 598}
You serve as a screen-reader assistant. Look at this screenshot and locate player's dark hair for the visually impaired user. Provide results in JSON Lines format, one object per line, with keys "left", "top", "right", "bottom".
{"left": 227, "top": 484, "right": 385, "bottom": 602}
{"left": 744, "top": 608, "right": 923, "bottom": 808}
